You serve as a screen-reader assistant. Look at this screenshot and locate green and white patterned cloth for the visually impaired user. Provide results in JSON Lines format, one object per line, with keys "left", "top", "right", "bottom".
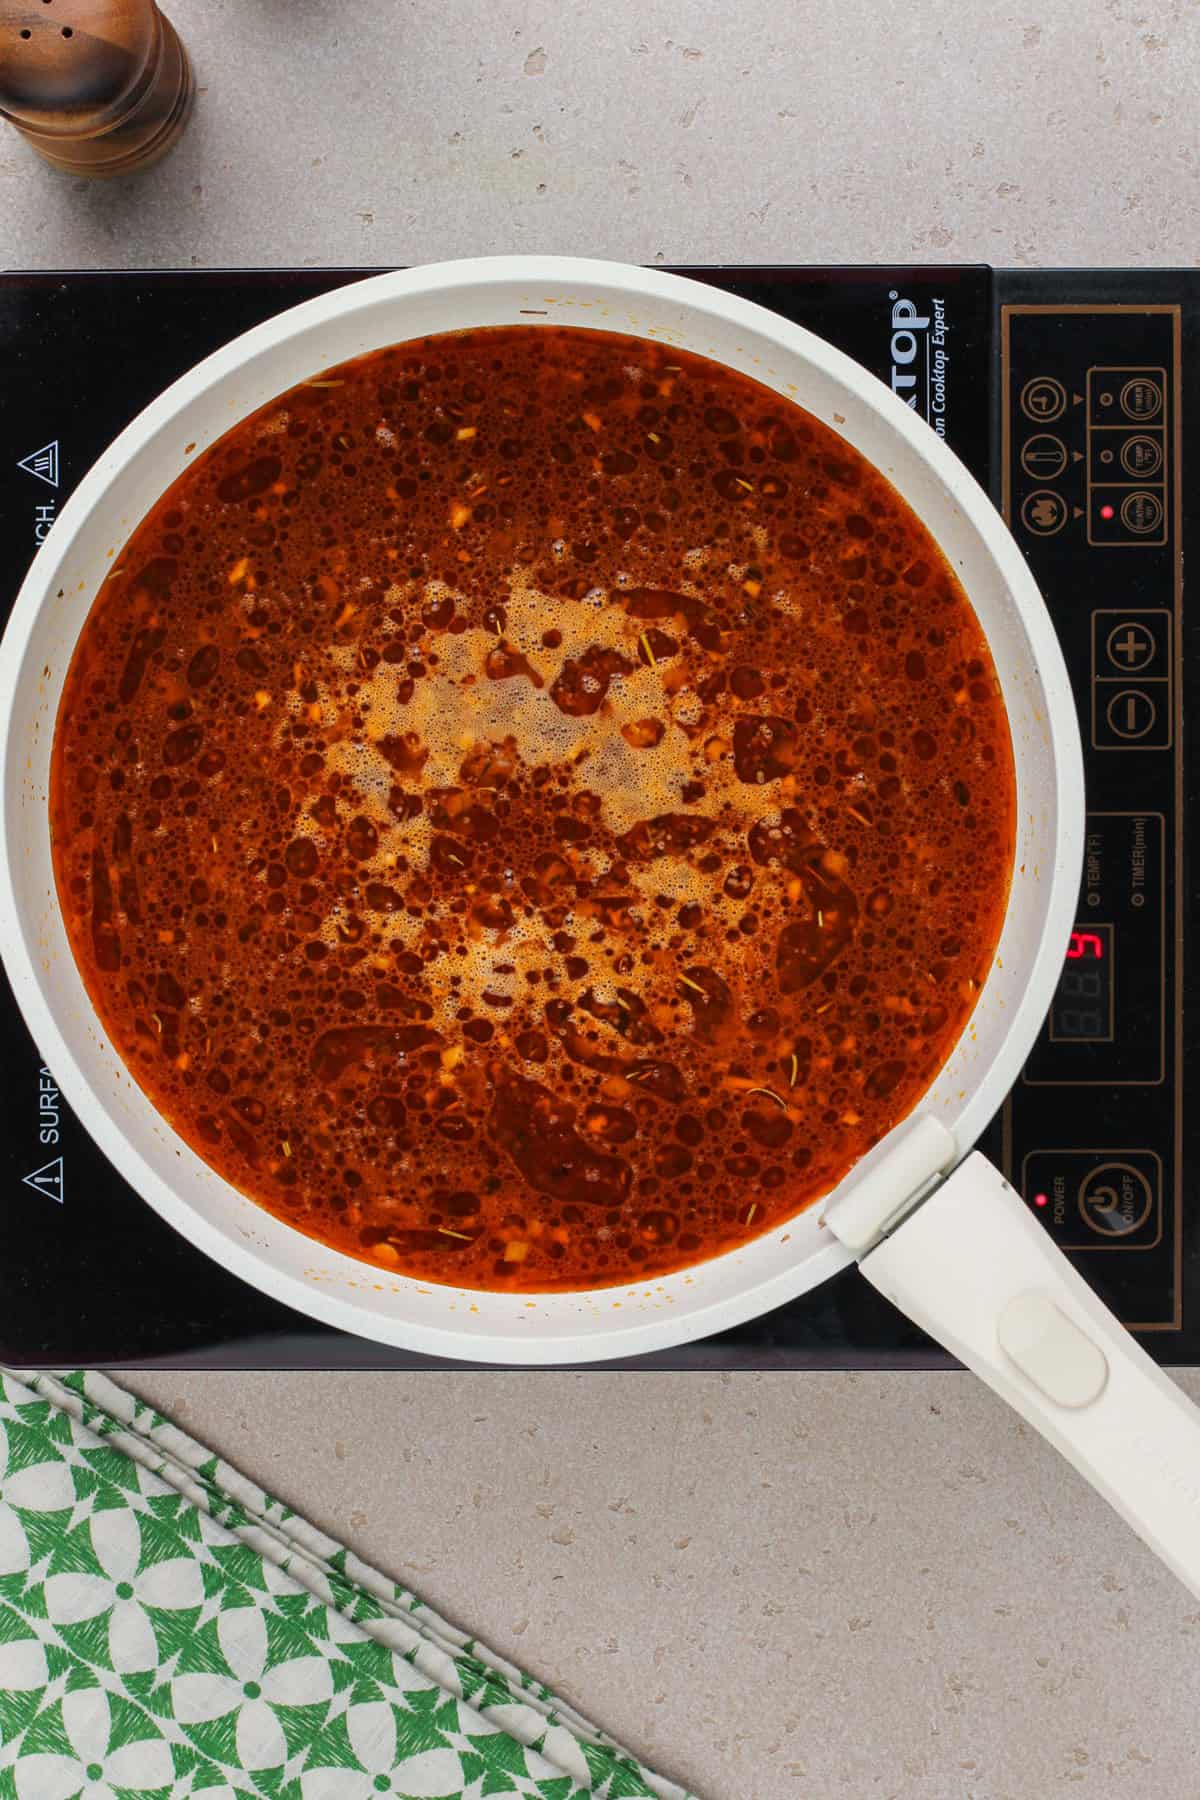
{"left": 0, "top": 1370, "right": 694, "bottom": 1800}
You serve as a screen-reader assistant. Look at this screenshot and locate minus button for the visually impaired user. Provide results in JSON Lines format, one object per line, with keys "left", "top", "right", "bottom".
{"left": 1104, "top": 689, "right": 1157, "bottom": 741}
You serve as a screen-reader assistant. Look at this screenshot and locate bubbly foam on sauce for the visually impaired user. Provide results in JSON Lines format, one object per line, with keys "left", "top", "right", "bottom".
{"left": 50, "top": 326, "right": 1015, "bottom": 1291}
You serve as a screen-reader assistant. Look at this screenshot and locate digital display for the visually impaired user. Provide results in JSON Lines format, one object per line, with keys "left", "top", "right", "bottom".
{"left": 1049, "top": 925, "right": 1114, "bottom": 1043}
{"left": 1023, "top": 814, "right": 1163, "bottom": 1088}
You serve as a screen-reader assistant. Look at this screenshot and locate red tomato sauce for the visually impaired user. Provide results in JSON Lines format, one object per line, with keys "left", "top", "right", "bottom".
{"left": 50, "top": 326, "right": 1015, "bottom": 1290}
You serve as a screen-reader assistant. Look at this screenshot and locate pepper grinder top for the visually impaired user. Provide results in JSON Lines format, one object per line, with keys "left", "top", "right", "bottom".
{"left": 0, "top": 0, "right": 194, "bottom": 175}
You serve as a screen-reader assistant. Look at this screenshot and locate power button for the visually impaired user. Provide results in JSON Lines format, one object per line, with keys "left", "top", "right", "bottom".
{"left": 1021, "top": 1148, "right": 1162, "bottom": 1250}
{"left": 1078, "top": 1162, "right": 1155, "bottom": 1236}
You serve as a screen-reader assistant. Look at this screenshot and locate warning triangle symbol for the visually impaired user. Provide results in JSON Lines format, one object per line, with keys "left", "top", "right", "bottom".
{"left": 16, "top": 439, "right": 59, "bottom": 488}
{"left": 22, "top": 1156, "right": 64, "bottom": 1204}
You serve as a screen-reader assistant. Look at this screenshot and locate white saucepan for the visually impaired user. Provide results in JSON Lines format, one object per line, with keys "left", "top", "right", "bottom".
{"left": 3, "top": 258, "right": 1199, "bottom": 1596}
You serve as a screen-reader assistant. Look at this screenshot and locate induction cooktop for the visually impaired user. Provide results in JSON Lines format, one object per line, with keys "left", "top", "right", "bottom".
{"left": 0, "top": 264, "right": 1193, "bottom": 1368}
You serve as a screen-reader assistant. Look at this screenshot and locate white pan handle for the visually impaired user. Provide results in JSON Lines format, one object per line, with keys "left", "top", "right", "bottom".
{"left": 857, "top": 1151, "right": 1200, "bottom": 1599}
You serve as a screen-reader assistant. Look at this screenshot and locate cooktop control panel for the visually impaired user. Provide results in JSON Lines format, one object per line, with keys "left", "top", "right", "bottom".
{"left": 997, "top": 303, "right": 1182, "bottom": 1330}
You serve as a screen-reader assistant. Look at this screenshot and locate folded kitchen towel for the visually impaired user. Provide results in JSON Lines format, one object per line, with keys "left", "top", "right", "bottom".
{"left": 0, "top": 1369, "right": 696, "bottom": 1800}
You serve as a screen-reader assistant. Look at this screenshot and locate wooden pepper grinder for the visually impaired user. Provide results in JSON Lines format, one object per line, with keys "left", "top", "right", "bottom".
{"left": 0, "top": 0, "right": 194, "bottom": 175}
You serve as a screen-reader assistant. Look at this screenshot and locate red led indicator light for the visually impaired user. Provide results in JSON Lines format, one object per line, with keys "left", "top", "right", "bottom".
{"left": 1100, "top": 504, "right": 1115, "bottom": 520}
{"left": 1067, "top": 930, "right": 1104, "bottom": 961}
{"left": 1034, "top": 1193, "right": 1049, "bottom": 1209}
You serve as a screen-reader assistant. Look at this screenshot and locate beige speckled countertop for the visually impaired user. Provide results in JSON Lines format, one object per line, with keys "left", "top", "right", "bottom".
{"left": 6, "top": 0, "right": 1200, "bottom": 1794}
{"left": 116, "top": 1370, "right": 1200, "bottom": 1800}
{"left": 0, "top": 0, "right": 1193, "bottom": 269}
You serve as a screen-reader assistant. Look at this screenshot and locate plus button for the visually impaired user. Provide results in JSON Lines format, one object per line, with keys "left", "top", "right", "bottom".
{"left": 1114, "top": 628, "right": 1149, "bottom": 664}
{"left": 1104, "top": 621, "right": 1156, "bottom": 674}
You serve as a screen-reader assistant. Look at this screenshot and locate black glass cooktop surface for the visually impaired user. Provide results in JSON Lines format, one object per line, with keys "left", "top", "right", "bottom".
{"left": 0, "top": 264, "right": 1193, "bottom": 1367}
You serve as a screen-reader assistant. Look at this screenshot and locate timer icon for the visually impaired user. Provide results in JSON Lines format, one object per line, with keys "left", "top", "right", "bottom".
{"left": 1020, "top": 376, "right": 1067, "bottom": 424}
